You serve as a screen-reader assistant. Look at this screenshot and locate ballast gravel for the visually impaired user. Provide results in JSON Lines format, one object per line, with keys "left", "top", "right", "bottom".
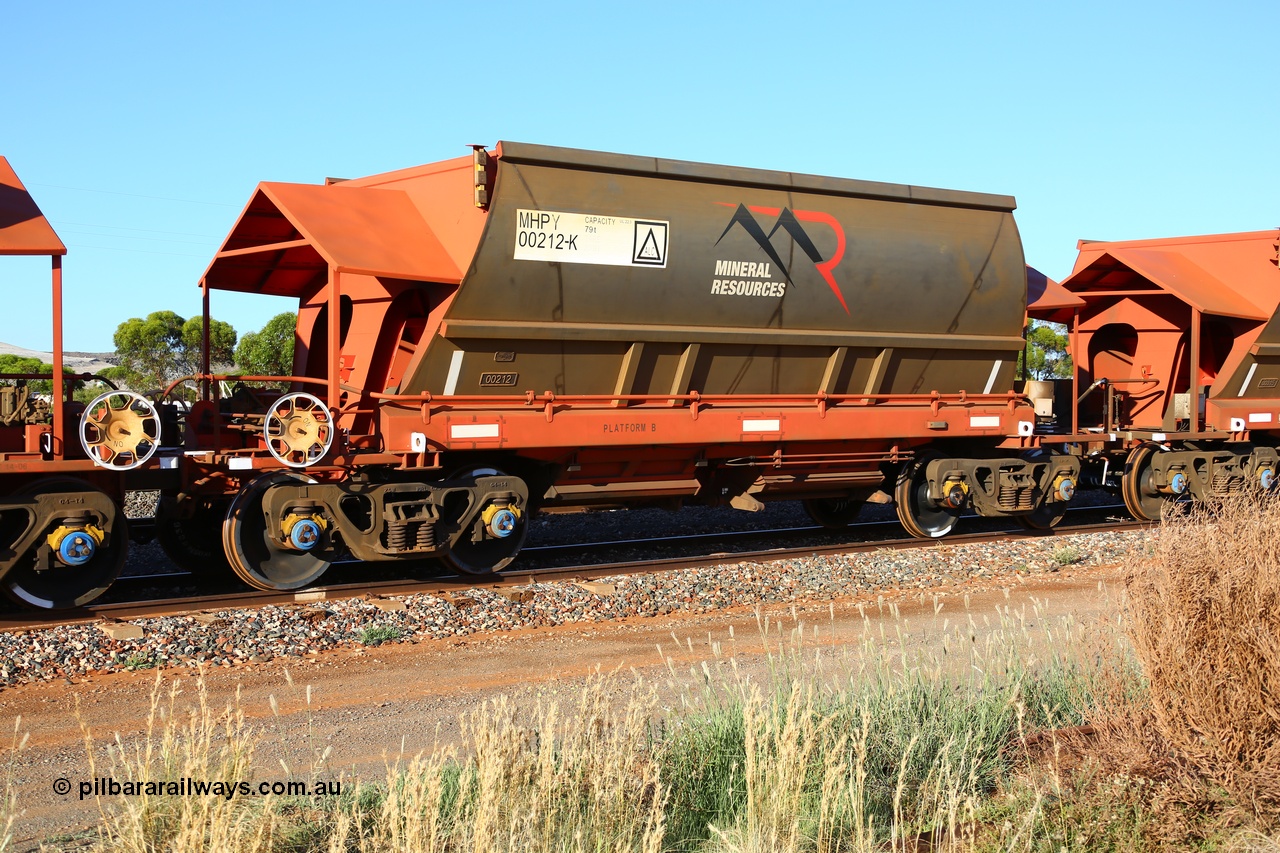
{"left": 0, "top": 528, "right": 1144, "bottom": 688}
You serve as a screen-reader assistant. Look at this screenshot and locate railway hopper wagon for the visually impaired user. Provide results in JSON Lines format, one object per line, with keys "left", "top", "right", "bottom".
{"left": 1028, "top": 229, "right": 1280, "bottom": 520}
{"left": 0, "top": 157, "right": 171, "bottom": 609}
{"left": 172, "top": 141, "right": 1071, "bottom": 591}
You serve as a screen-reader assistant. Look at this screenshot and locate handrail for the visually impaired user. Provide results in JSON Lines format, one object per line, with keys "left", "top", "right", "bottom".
{"left": 1076, "top": 376, "right": 1158, "bottom": 405}
{"left": 0, "top": 371, "right": 117, "bottom": 389}
{"left": 158, "top": 373, "right": 327, "bottom": 402}
{"left": 368, "top": 389, "right": 1032, "bottom": 406}
{"left": 160, "top": 378, "right": 1033, "bottom": 415}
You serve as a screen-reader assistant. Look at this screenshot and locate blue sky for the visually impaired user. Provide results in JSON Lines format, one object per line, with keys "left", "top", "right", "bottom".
{"left": 3, "top": 1, "right": 1275, "bottom": 351}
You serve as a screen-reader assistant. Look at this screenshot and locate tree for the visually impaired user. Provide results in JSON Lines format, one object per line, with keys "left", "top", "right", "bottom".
{"left": 234, "top": 312, "right": 297, "bottom": 378}
{"left": 179, "top": 316, "right": 237, "bottom": 376}
{"left": 112, "top": 311, "right": 236, "bottom": 392}
{"left": 1018, "top": 321, "right": 1072, "bottom": 380}
{"left": 0, "top": 354, "right": 82, "bottom": 395}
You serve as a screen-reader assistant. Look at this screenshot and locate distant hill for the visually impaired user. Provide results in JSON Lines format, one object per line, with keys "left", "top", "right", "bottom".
{"left": 0, "top": 342, "right": 117, "bottom": 375}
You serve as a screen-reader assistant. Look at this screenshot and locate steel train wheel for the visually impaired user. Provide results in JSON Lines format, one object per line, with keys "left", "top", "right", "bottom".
{"left": 156, "top": 499, "right": 232, "bottom": 579}
{"left": 223, "top": 472, "right": 330, "bottom": 591}
{"left": 1, "top": 479, "right": 126, "bottom": 610}
{"left": 1121, "top": 443, "right": 1167, "bottom": 522}
{"left": 802, "top": 496, "right": 864, "bottom": 529}
{"left": 1015, "top": 502, "right": 1068, "bottom": 530}
{"left": 894, "top": 453, "right": 961, "bottom": 539}
{"left": 442, "top": 466, "right": 528, "bottom": 576}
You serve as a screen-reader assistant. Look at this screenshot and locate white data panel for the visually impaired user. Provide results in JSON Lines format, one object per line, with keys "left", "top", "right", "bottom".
{"left": 514, "top": 210, "right": 668, "bottom": 268}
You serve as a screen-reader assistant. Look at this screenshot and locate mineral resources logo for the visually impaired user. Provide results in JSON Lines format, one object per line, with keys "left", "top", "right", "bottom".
{"left": 712, "top": 203, "right": 848, "bottom": 313}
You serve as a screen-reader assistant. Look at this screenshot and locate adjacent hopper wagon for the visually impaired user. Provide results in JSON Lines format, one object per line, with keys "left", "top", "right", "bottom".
{"left": 1027, "top": 229, "right": 1280, "bottom": 520}
{"left": 0, "top": 157, "right": 166, "bottom": 608}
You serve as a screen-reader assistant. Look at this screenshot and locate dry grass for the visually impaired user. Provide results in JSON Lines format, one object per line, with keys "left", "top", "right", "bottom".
{"left": 74, "top": 670, "right": 665, "bottom": 853}
{"left": 1121, "top": 493, "right": 1280, "bottom": 829}
{"left": 79, "top": 672, "right": 274, "bottom": 852}
{"left": 654, "top": 598, "right": 1124, "bottom": 852}
{"left": 58, "top": 600, "right": 1113, "bottom": 853}
{"left": 0, "top": 717, "right": 27, "bottom": 853}
{"left": 338, "top": 678, "right": 668, "bottom": 853}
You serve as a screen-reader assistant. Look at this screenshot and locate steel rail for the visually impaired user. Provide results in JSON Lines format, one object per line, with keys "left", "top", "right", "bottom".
{"left": 0, "top": 516, "right": 1149, "bottom": 634}
{"left": 114, "top": 501, "right": 1132, "bottom": 579}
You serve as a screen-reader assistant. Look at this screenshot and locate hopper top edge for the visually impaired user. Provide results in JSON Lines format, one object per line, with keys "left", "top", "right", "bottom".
{"left": 494, "top": 141, "right": 1017, "bottom": 213}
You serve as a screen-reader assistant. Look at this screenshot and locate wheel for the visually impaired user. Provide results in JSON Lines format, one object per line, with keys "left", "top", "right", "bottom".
{"left": 79, "top": 391, "right": 161, "bottom": 470}
{"left": 156, "top": 498, "right": 232, "bottom": 579}
{"left": 441, "top": 466, "right": 528, "bottom": 575}
{"left": 1121, "top": 443, "right": 1167, "bottom": 522}
{"left": 895, "top": 453, "right": 960, "bottom": 539}
{"left": 264, "top": 392, "right": 334, "bottom": 468}
{"left": 1, "top": 479, "right": 126, "bottom": 609}
{"left": 1015, "top": 502, "right": 1067, "bottom": 530}
{"left": 802, "top": 496, "right": 864, "bottom": 528}
{"left": 223, "top": 472, "right": 330, "bottom": 590}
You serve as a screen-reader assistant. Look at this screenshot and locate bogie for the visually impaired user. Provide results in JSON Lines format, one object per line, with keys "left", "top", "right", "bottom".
{"left": 0, "top": 478, "right": 127, "bottom": 609}
{"left": 218, "top": 466, "right": 533, "bottom": 587}
{"left": 895, "top": 449, "right": 1080, "bottom": 539}
{"left": 1121, "top": 443, "right": 1278, "bottom": 521}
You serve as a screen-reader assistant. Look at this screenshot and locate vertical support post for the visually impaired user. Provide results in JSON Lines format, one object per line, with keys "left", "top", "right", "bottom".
{"left": 1070, "top": 310, "right": 1080, "bottom": 436}
{"left": 819, "top": 346, "right": 849, "bottom": 394}
{"left": 328, "top": 267, "right": 341, "bottom": 409}
{"left": 1190, "top": 306, "right": 1201, "bottom": 432}
{"left": 862, "top": 347, "right": 894, "bottom": 401}
{"left": 51, "top": 255, "right": 64, "bottom": 459}
{"left": 1020, "top": 322, "right": 1029, "bottom": 382}
{"left": 612, "top": 342, "right": 644, "bottom": 407}
{"left": 668, "top": 343, "right": 700, "bottom": 404}
{"left": 201, "top": 279, "right": 211, "bottom": 400}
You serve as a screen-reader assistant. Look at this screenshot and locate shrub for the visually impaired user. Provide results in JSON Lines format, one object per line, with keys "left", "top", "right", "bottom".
{"left": 1125, "top": 493, "right": 1280, "bottom": 825}
{"left": 1052, "top": 545, "right": 1083, "bottom": 566}
{"left": 358, "top": 625, "right": 403, "bottom": 647}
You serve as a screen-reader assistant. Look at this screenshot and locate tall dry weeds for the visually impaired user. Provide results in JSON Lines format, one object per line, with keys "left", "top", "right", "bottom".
{"left": 345, "top": 674, "right": 667, "bottom": 853}
{"left": 80, "top": 670, "right": 274, "bottom": 852}
{"left": 0, "top": 717, "right": 28, "bottom": 853}
{"left": 1125, "top": 492, "right": 1280, "bottom": 825}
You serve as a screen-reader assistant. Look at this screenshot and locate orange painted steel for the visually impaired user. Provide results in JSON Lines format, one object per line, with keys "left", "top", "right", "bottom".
{"left": 1041, "top": 230, "right": 1280, "bottom": 438}
{"left": 0, "top": 156, "right": 69, "bottom": 459}
{"left": 0, "top": 157, "right": 67, "bottom": 256}
{"left": 200, "top": 181, "right": 464, "bottom": 295}
{"left": 1025, "top": 265, "right": 1083, "bottom": 325}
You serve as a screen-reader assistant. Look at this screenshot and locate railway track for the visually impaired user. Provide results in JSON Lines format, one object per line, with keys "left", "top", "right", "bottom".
{"left": 0, "top": 507, "right": 1146, "bottom": 634}
{"left": 112, "top": 500, "right": 1132, "bottom": 581}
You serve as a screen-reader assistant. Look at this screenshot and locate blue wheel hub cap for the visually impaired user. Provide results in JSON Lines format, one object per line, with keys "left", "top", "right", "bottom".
{"left": 288, "top": 518, "right": 323, "bottom": 551}
{"left": 1057, "top": 478, "right": 1076, "bottom": 501}
{"left": 1260, "top": 468, "right": 1275, "bottom": 490}
{"left": 58, "top": 531, "right": 97, "bottom": 566}
{"left": 1169, "top": 472, "right": 1189, "bottom": 494}
{"left": 487, "top": 508, "right": 517, "bottom": 538}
